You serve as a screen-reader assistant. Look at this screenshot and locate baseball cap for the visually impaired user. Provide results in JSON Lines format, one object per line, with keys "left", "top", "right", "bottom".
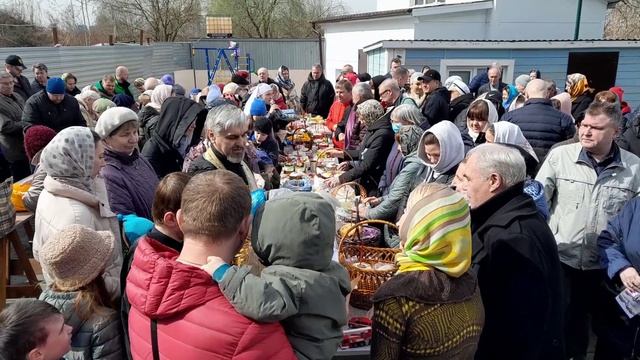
{"left": 418, "top": 69, "right": 441, "bottom": 82}
{"left": 5, "top": 55, "right": 26, "bottom": 69}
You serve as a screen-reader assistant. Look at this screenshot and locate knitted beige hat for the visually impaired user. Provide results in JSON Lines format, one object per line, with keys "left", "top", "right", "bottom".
{"left": 39, "top": 224, "right": 115, "bottom": 291}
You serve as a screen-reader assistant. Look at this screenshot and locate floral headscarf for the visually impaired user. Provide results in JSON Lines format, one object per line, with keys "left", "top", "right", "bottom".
{"left": 276, "top": 66, "right": 295, "bottom": 91}
{"left": 396, "top": 183, "right": 472, "bottom": 278}
{"left": 356, "top": 99, "right": 384, "bottom": 127}
{"left": 397, "top": 125, "right": 424, "bottom": 156}
{"left": 40, "top": 126, "right": 96, "bottom": 192}
{"left": 566, "top": 73, "right": 589, "bottom": 101}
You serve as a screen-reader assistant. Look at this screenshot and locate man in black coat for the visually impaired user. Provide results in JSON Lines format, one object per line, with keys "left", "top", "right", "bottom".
{"left": 478, "top": 65, "right": 507, "bottom": 95}
{"left": 22, "top": 77, "right": 86, "bottom": 132}
{"left": 419, "top": 69, "right": 450, "bottom": 129}
{"left": 502, "top": 79, "right": 575, "bottom": 162}
{"left": 459, "top": 143, "right": 565, "bottom": 360}
{"left": 300, "top": 64, "right": 335, "bottom": 119}
{"left": 4, "top": 55, "right": 33, "bottom": 102}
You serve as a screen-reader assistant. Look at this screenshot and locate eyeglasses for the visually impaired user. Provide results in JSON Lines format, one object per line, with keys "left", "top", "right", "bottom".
{"left": 380, "top": 89, "right": 391, "bottom": 97}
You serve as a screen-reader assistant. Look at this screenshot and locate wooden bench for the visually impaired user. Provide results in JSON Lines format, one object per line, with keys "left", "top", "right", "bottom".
{"left": 0, "top": 212, "right": 41, "bottom": 308}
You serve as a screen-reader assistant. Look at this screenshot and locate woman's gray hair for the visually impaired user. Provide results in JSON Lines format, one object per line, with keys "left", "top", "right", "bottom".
{"left": 356, "top": 99, "right": 384, "bottom": 126}
{"left": 353, "top": 82, "right": 373, "bottom": 101}
{"left": 76, "top": 89, "right": 100, "bottom": 102}
{"left": 0, "top": 71, "right": 12, "bottom": 80}
{"left": 392, "top": 104, "right": 426, "bottom": 126}
{"left": 466, "top": 143, "right": 526, "bottom": 187}
{"left": 205, "top": 104, "right": 250, "bottom": 134}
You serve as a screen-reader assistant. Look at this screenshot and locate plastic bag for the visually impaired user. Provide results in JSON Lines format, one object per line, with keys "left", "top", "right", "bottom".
{"left": 11, "top": 183, "right": 30, "bottom": 212}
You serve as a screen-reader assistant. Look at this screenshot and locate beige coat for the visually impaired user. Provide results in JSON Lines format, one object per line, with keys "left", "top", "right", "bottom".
{"left": 33, "top": 176, "right": 123, "bottom": 297}
{"left": 536, "top": 143, "right": 640, "bottom": 270}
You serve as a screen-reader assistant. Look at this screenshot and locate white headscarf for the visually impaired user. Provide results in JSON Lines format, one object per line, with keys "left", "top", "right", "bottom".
{"left": 444, "top": 76, "right": 470, "bottom": 95}
{"left": 244, "top": 83, "right": 272, "bottom": 116}
{"left": 467, "top": 98, "right": 498, "bottom": 142}
{"left": 417, "top": 120, "right": 465, "bottom": 178}
{"left": 148, "top": 84, "right": 173, "bottom": 111}
{"left": 491, "top": 122, "right": 538, "bottom": 161}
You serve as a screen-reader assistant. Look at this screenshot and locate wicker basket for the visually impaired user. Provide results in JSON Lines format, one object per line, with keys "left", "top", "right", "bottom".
{"left": 331, "top": 182, "right": 367, "bottom": 225}
{"left": 338, "top": 219, "right": 400, "bottom": 310}
{"left": 286, "top": 128, "right": 314, "bottom": 149}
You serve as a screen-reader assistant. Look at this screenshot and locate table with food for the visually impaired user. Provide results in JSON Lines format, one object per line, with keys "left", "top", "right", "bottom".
{"left": 275, "top": 114, "right": 402, "bottom": 357}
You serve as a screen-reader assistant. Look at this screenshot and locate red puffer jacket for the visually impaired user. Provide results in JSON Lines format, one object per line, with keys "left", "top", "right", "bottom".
{"left": 126, "top": 238, "right": 296, "bottom": 360}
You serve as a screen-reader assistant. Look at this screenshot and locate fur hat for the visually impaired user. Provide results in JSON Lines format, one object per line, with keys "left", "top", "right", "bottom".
{"left": 23, "top": 125, "right": 56, "bottom": 161}
{"left": 223, "top": 82, "right": 239, "bottom": 95}
{"left": 95, "top": 106, "right": 138, "bottom": 138}
{"left": 39, "top": 224, "right": 115, "bottom": 291}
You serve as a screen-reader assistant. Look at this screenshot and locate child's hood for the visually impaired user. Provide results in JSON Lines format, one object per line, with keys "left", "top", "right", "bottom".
{"left": 252, "top": 192, "right": 335, "bottom": 271}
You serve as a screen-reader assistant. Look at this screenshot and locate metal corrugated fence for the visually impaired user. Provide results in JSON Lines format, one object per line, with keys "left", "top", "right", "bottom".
{"left": 191, "top": 38, "right": 319, "bottom": 71}
{"left": 0, "top": 39, "right": 318, "bottom": 88}
{"left": 0, "top": 43, "right": 191, "bottom": 88}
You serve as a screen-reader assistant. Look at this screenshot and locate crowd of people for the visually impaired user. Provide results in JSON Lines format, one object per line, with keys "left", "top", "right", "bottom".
{"left": 0, "top": 52, "right": 639, "bottom": 360}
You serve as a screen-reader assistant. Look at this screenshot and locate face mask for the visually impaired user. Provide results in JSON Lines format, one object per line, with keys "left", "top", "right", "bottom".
{"left": 392, "top": 123, "right": 402, "bottom": 134}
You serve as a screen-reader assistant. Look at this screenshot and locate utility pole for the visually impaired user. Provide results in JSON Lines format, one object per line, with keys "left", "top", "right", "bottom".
{"left": 574, "top": 0, "right": 583, "bottom": 40}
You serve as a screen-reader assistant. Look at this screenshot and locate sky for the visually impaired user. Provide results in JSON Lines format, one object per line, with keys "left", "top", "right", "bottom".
{"left": 30, "top": 0, "right": 373, "bottom": 27}
{"left": 12, "top": 0, "right": 98, "bottom": 26}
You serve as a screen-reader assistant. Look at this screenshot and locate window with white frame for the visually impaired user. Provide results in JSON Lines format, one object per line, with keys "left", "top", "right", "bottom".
{"left": 412, "top": 0, "right": 446, "bottom": 7}
{"left": 439, "top": 59, "right": 515, "bottom": 85}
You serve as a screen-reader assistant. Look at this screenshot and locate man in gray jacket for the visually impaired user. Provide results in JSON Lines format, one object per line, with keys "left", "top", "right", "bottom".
{"left": 536, "top": 101, "right": 640, "bottom": 359}
{"left": 0, "top": 71, "right": 30, "bottom": 180}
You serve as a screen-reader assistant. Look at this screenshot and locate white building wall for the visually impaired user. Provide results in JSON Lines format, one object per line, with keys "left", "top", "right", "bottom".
{"left": 412, "top": 0, "right": 606, "bottom": 41}
{"left": 323, "top": 17, "right": 415, "bottom": 82}
{"left": 413, "top": 10, "right": 490, "bottom": 40}
{"left": 486, "top": 0, "right": 606, "bottom": 40}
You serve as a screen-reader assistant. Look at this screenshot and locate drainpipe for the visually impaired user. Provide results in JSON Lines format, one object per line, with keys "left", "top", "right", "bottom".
{"left": 311, "top": 22, "right": 324, "bottom": 69}
{"left": 574, "top": 0, "right": 583, "bottom": 41}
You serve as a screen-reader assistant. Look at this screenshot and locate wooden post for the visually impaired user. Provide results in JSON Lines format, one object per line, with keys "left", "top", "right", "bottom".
{"left": 146, "top": 37, "right": 151, "bottom": 45}
{"left": 139, "top": 30, "right": 144, "bottom": 45}
{"left": 52, "top": 26, "right": 59, "bottom": 45}
{"left": 108, "top": 35, "right": 114, "bottom": 46}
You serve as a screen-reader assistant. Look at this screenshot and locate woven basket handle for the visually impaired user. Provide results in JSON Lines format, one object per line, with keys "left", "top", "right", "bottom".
{"left": 338, "top": 219, "right": 399, "bottom": 254}
{"left": 330, "top": 181, "right": 367, "bottom": 199}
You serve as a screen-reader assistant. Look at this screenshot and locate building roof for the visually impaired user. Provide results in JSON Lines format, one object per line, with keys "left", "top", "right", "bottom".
{"left": 312, "top": 8, "right": 413, "bottom": 25}
{"left": 364, "top": 39, "right": 640, "bottom": 51}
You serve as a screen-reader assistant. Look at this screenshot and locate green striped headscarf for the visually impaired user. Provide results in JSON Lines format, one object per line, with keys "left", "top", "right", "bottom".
{"left": 396, "top": 183, "right": 472, "bottom": 278}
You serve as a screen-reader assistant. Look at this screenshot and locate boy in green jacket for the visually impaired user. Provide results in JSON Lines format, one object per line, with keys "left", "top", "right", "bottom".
{"left": 203, "top": 192, "right": 351, "bottom": 360}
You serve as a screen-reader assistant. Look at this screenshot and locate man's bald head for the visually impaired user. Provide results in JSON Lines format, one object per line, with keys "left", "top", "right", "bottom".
{"left": 257, "top": 67, "right": 269, "bottom": 82}
{"left": 380, "top": 78, "right": 400, "bottom": 95}
{"left": 116, "top": 66, "right": 128, "bottom": 81}
{"left": 525, "top": 79, "right": 548, "bottom": 99}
